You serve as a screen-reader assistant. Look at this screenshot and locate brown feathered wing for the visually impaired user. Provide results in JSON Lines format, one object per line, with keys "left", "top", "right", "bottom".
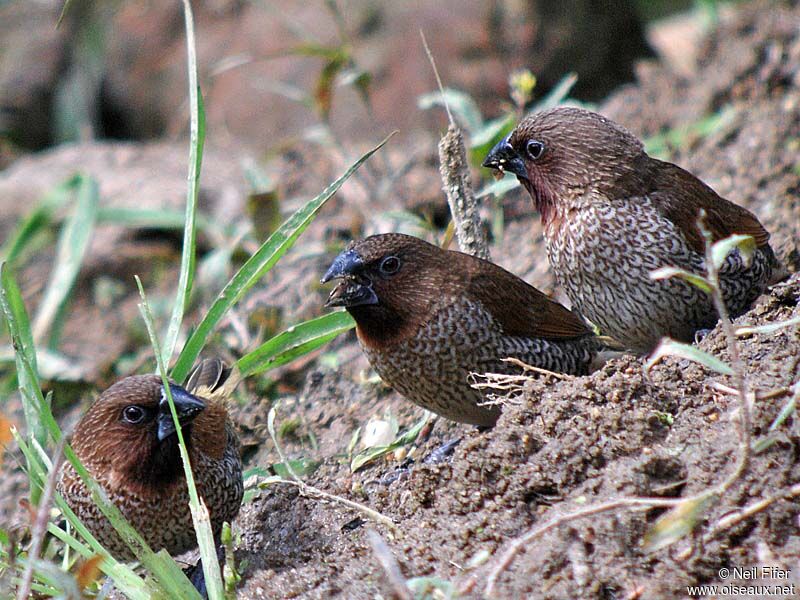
{"left": 463, "top": 259, "right": 591, "bottom": 340}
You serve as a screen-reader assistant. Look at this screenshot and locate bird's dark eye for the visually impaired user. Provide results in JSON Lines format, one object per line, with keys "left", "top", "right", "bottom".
{"left": 121, "top": 405, "right": 147, "bottom": 425}
{"left": 526, "top": 140, "right": 545, "bottom": 160}
{"left": 379, "top": 255, "right": 401, "bottom": 275}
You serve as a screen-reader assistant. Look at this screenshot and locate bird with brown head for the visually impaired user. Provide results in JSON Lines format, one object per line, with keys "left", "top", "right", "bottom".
{"left": 322, "top": 233, "right": 601, "bottom": 427}
{"left": 57, "top": 358, "right": 243, "bottom": 565}
{"left": 483, "top": 106, "right": 782, "bottom": 353}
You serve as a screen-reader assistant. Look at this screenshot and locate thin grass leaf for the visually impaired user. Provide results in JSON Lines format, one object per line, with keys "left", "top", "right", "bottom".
{"left": 22, "top": 557, "right": 82, "bottom": 599}
{"left": 137, "top": 278, "right": 223, "bottom": 600}
{"left": 350, "top": 413, "right": 430, "bottom": 472}
{"left": 532, "top": 72, "right": 578, "bottom": 111}
{"left": 0, "top": 346, "right": 86, "bottom": 381}
{"left": 271, "top": 457, "right": 320, "bottom": 479}
{"left": 97, "top": 206, "right": 213, "bottom": 232}
{"left": 767, "top": 384, "right": 799, "bottom": 432}
{"left": 476, "top": 174, "right": 519, "bottom": 199}
{"left": 650, "top": 266, "right": 713, "bottom": 294}
{"left": 469, "top": 113, "right": 514, "bottom": 148}
{"left": 31, "top": 175, "right": 99, "bottom": 347}
{"left": 752, "top": 434, "right": 780, "bottom": 454}
{"left": 1, "top": 263, "right": 47, "bottom": 503}
{"left": 1, "top": 176, "right": 78, "bottom": 265}
{"left": 171, "top": 133, "right": 393, "bottom": 382}
{"left": 468, "top": 113, "right": 516, "bottom": 166}
{"left": 4, "top": 267, "right": 200, "bottom": 598}
{"left": 47, "top": 517, "right": 149, "bottom": 597}
{"left": 645, "top": 338, "right": 734, "bottom": 376}
{"left": 259, "top": 80, "right": 312, "bottom": 106}
{"left": 418, "top": 88, "right": 483, "bottom": 133}
{"left": 711, "top": 234, "right": 756, "bottom": 270}
{"left": 643, "top": 493, "right": 715, "bottom": 552}
{"left": 735, "top": 315, "right": 800, "bottom": 336}
{"left": 237, "top": 311, "right": 354, "bottom": 377}
{"left": 161, "top": 0, "right": 207, "bottom": 367}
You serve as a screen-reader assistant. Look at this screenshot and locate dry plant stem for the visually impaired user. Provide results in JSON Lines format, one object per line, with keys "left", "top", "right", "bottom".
{"left": 266, "top": 415, "right": 396, "bottom": 532}
{"left": 420, "top": 30, "right": 490, "bottom": 260}
{"left": 503, "top": 357, "right": 574, "bottom": 379}
{"left": 482, "top": 496, "right": 689, "bottom": 597}
{"left": 700, "top": 218, "right": 751, "bottom": 491}
{"left": 709, "top": 483, "right": 800, "bottom": 537}
{"left": 439, "top": 126, "right": 490, "bottom": 260}
{"left": 366, "top": 529, "right": 413, "bottom": 600}
{"left": 263, "top": 476, "right": 396, "bottom": 532}
{"left": 420, "top": 31, "right": 453, "bottom": 125}
{"left": 16, "top": 439, "right": 65, "bottom": 600}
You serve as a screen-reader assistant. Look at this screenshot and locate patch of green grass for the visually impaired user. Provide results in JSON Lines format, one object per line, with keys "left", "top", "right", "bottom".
{"left": 0, "top": 1, "right": 392, "bottom": 596}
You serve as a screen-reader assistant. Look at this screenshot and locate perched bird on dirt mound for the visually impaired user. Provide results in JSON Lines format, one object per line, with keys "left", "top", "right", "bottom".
{"left": 322, "top": 233, "right": 603, "bottom": 427}
{"left": 483, "top": 106, "right": 783, "bottom": 354}
{"left": 57, "top": 358, "right": 243, "bottom": 577}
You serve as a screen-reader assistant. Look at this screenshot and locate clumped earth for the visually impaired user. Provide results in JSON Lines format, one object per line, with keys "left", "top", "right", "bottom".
{"left": 232, "top": 5, "right": 800, "bottom": 598}
{"left": 1, "top": 2, "right": 800, "bottom": 599}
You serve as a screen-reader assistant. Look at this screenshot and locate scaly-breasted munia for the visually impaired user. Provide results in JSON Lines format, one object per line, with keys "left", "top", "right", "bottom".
{"left": 483, "top": 106, "right": 781, "bottom": 353}
{"left": 57, "top": 358, "right": 243, "bottom": 562}
{"left": 322, "top": 233, "right": 600, "bottom": 427}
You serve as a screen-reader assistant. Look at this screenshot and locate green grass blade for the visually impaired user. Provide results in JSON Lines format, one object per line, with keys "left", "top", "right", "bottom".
{"left": 0, "top": 263, "right": 48, "bottom": 504}
{"left": 96, "top": 206, "right": 213, "bottom": 232}
{"left": 645, "top": 338, "right": 734, "bottom": 376}
{"left": 137, "top": 277, "right": 224, "bottom": 600}
{"left": 161, "top": 0, "right": 207, "bottom": 367}
{"left": 1, "top": 176, "right": 79, "bottom": 265}
{"left": 2, "top": 265, "right": 201, "bottom": 599}
{"left": 30, "top": 174, "right": 99, "bottom": 347}
{"left": 171, "top": 133, "right": 393, "bottom": 382}
{"left": 237, "top": 311, "right": 354, "bottom": 377}
{"left": 14, "top": 431, "right": 152, "bottom": 600}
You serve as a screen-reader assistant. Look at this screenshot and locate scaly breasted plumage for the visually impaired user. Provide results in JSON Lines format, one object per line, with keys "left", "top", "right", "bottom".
{"left": 322, "top": 233, "right": 599, "bottom": 427}
{"left": 57, "top": 358, "right": 243, "bottom": 561}
{"left": 483, "top": 106, "right": 781, "bottom": 353}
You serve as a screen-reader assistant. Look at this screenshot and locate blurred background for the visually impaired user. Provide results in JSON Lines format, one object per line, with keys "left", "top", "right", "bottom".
{"left": 0, "top": 0, "right": 717, "bottom": 386}
{"left": 0, "top": 0, "right": 696, "bottom": 157}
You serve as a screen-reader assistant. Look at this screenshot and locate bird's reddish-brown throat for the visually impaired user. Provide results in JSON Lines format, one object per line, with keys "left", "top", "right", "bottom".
{"left": 482, "top": 106, "right": 782, "bottom": 353}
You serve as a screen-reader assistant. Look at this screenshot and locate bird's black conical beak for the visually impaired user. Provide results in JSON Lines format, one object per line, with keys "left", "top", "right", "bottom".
{"left": 482, "top": 135, "right": 528, "bottom": 180}
{"left": 157, "top": 385, "right": 206, "bottom": 442}
{"left": 321, "top": 248, "right": 379, "bottom": 308}
{"left": 320, "top": 249, "right": 362, "bottom": 284}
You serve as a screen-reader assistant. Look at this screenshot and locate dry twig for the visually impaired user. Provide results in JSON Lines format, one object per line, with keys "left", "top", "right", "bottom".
{"left": 366, "top": 529, "right": 413, "bottom": 600}
{"left": 265, "top": 406, "right": 397, "bottom": 532}
{"left": 480, "top": 496, "right": 688, "bottom": 596}
{"left": 420, "top": 31, "right": 490, "bottom": 260}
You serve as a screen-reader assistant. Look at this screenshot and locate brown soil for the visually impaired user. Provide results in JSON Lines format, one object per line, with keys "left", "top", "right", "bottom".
{"left": 1, "top": 2, "right": 800, "bottom": 599}
{"left": 230, "top": 4, "right": 800, "bottom": 599}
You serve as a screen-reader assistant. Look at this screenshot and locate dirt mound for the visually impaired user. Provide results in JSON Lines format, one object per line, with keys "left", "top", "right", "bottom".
{"left": 233, "top": 272, "right": 799, "bottom": 599}
{"left": 228, "top": 3, "right": 800, "bottom": 597}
